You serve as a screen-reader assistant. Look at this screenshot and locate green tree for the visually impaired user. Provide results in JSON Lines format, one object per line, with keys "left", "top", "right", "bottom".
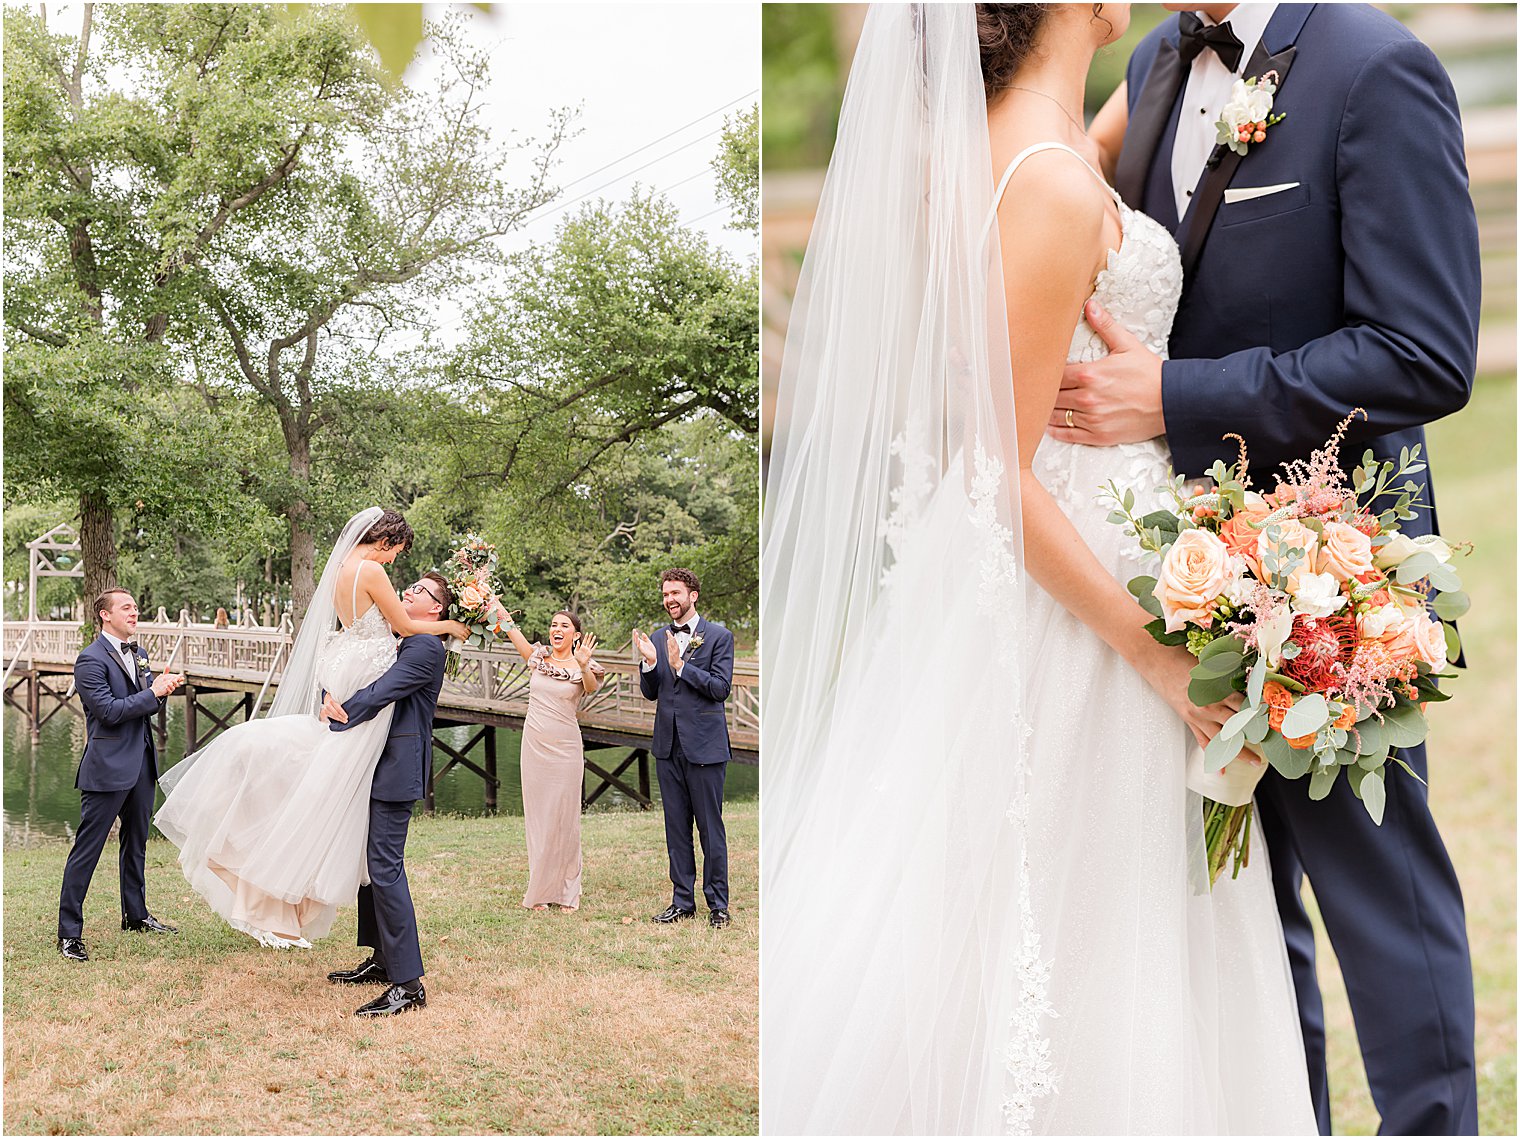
{"left": 713, "top": 104, "right": 758, "bottom": 233}
{"left": 3, "top": 3, "right": 386, "bottom": 607}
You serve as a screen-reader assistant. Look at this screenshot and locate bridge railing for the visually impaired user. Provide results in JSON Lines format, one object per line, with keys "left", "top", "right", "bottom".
{"left": 2, "top": 619, "right": 760, "bottom": 753}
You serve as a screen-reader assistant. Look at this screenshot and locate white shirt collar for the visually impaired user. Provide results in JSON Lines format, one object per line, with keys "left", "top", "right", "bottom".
{"left": 673, "top": 611, "right": 700, "bottom": 632}
{"left": 1196, "top": 4, "right": 1278, "bottom": 74}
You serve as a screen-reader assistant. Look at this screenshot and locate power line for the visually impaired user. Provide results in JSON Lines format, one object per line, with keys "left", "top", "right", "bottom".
{"left": 526, "top": 129, "right": 722, "bottom": 225}
{"left": 556, "top": 88, "right": 757, "bottom": 193}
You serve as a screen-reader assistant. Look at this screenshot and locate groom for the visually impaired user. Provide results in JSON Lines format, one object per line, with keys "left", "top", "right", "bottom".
{"left": 320, "top": 571, "right": 454, "bottom": 1016}
{"left": 57, "top": 589, "right": 185, "bottom": 960}
{"left": 633, "top": 569, "right": 735, "bottom": 928}
{"left": 1061, "top": 5, "right": 1479, "bottom": 1134}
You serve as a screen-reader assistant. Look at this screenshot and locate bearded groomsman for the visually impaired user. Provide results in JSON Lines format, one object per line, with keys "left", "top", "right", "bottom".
{"left": 58, "top": 589, "right": 186, "bottom": 960}
{"left": 633, "top": 569, "right": 735, "bottom": 929}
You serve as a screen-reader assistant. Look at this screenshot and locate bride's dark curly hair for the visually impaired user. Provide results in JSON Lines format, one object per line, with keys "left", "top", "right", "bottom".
{"left": 360, "top": 509, "right": 414, "bottom": 553}
{"left": 976, "top": 4, "right": 1110, "bottom": 102}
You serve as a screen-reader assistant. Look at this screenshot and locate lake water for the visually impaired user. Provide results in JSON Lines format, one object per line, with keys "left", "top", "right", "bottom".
{"left": 3, "top": 696, "right": 757, "bottom": 846}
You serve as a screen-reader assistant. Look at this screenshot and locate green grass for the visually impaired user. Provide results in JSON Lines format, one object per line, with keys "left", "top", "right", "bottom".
{"left": 1309, "top": 374, "right": 1516, "bottom": 1135}
{"left": 3, "top": 803, "right": 758, "bottom": 1135}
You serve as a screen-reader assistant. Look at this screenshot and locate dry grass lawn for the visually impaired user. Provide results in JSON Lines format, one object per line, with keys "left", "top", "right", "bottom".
{"left": 3, "top": 803, "right": 758, "bottom": 1135}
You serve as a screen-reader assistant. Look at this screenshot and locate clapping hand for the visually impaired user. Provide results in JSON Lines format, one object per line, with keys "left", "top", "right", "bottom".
{"left": 663, "top": 629, "right": 684, "bottom": 672}
{"left": 151, "top": 672, "right": 186, "bottom": 698}
{"left": 631, "top": 628, "right": 657, "bottom": 666}
{"left": 574, "top": 631, "right": 598, "bottom": 667}
{"left": 319, "top": 693, "right": 349, "bottom": 724}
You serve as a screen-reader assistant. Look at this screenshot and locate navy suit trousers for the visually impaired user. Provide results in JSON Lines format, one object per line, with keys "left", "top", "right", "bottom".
{"left": 357, "top": 798, "right": 424, "bottom": 985}
{"left": 58, "top": 744, "right": 156, "bottom": 937}
{"left": 657, "top": 726, "right": 728, "bottom": 912}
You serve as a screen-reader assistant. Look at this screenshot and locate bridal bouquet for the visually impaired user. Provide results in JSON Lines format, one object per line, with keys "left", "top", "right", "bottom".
{"left": 438, "top": 533, "right": 514, "bottom": 676}
{"left": 1103, "top": 410, "right": 1467, "bottom": 886}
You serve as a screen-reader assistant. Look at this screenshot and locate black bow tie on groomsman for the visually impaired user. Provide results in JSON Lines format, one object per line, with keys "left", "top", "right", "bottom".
{"left": 672, "top": 624, "right": 692, "bottom": 636}
{"left": 1176, "top": 11, "right": 1244, "bottom": 72}
{"left": 122, "top": 641, "right": 141, "bottom": 656}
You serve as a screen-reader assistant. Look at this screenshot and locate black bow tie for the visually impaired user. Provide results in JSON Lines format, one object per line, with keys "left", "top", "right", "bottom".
{"left": 1177, "top": 11, "right": 1244, "bottom": 73}
{"left": 672, "top": 624, "right": 692, "bottom": 636}
{"left": 121, "top": 641, "right": 140, "bottom": 655}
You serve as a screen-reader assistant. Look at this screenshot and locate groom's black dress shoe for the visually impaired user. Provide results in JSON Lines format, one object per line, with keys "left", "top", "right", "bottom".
{"left": 57, "top": 937, "right": 89, "bottom": 961}
{"left": 354, "top": 982, "right": 426, "bottom": 1017}
{"left": 709, "top": 909, "right": 730, "bottom": 929}
{"left": 651, "top": 905, "right": 697, "bottom": 924}
{"left": 328, "top": 957, "right": 390, "bottom": 985}
{"left": 122, "top": 914, "right": 177, "bottom": 934}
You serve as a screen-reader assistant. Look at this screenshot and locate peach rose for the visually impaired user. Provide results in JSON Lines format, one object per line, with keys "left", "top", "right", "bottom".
{"left": 1153, "top": 529, "right": 1232, "bottom": 632}
{"left": 1410, "top": 612, "right": 1449, "bottom": 671}
{"left": 1249, "top": 518, "right": 1319, "bottom": 593}
{"left": 1220, "top": 507, "right": 1271, "bottom": 558}
{"left": 459, "top": 583, "right": 486, "bottom": 609}
{"left": 1318, "top": 521, "right": 1375, "bottom": 581}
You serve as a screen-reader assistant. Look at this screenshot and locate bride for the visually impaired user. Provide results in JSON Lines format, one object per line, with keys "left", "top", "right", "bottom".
{"left": 155, "top": 507, "right": 468, "bottom": 948}
{"left": 761, "top": 5, "right": 1314, "bottom": 1134}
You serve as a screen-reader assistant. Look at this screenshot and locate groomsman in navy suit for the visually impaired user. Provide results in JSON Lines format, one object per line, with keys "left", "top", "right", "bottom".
{"left": 58, "top": 588, "right": 185, "bottom": 960}
{"left": 634, "top": 569, "right": 735, "bottom": 928}
{"left": 1060, "top": 5, "right": 1479, "bottom": 1133}
{"left": 321, "top": 571, "right": 454, "bottom": 1016}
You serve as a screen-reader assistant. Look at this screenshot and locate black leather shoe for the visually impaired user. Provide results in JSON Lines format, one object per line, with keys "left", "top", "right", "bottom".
{"left": 121, "top": 914, "right": 177, "bottom": 934}
{"left": 327, "top": 957, "right": 390, "bottom": 985}
{"left": 354, "top": 983, "right": 426, "bottom": 1017}
{"left": 709, "top": 909, "right": 730, "bottom": 928}
{"left": 651, "top": 904, "right": 697, "bottom": 924}
{"left": 57, "top": 937, "right": 89, "bottom": 961}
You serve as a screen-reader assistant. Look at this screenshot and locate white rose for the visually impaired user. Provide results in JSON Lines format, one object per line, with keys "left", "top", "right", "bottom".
{"left": 1374, "top": 533, "right": 1452, "bottom": 570}
{"left": 1358, "top": 602, "right": 1408, "bottom": 640}
{"left": 1289, "top": 572, "right": 1349, "bottom": 619}
{"left": 1222, "top": 556, "right": 1255, "bottom": 607}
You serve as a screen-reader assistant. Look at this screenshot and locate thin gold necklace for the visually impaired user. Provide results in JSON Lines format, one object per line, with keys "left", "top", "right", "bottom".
{"left": 1002, "top": 85, "right": 1086, "bottom": 133}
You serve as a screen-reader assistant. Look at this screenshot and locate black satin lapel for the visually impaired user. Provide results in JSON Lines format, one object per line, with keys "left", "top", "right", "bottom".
{"left": 1113, "top": 40, "right": 1185, "bottom": 210}
{"left": 1177, "top": 44, "right": 1299, "bottom": 282}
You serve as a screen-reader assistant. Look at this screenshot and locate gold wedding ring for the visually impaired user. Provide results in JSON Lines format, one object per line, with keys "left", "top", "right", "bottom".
{"left": 1064, "top": 408, "right": 1075, "bottom": 429}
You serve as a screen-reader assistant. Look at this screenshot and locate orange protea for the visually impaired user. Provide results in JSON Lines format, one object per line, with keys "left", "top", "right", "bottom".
{"left": 1282, "top": 614, "right": 1358, "bottom": 690}
{"left": 1349, "top": 511, "right": 1382, "bottom": 538}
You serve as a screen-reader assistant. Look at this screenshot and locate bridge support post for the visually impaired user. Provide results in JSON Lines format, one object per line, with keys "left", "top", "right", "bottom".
{"left": 583, "top": 745, "right": 654, "bottom": 811}
{"left": 484, "top": 729, "right": 498, "bottom": 815}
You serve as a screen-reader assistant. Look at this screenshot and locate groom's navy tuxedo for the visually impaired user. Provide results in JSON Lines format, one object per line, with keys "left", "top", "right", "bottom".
{"left": 331, "top": 633, "right": 447, "bottom": 984}
{"left": 640, "top": 615, "right": 735, "bottom": 912}
{"left": 58, "top": 635, "right": 166, "bottom": 938}
{"left": 1121, "top": 6, "right": 1478, "bottom": 1134}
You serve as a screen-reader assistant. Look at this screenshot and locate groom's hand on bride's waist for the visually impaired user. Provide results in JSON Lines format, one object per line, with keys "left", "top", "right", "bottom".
{"left": 320, "top": 693, "right": 349, "bottom": 726}
{"left": 1050, "top": 299, "right": 1165, "bottom": 447}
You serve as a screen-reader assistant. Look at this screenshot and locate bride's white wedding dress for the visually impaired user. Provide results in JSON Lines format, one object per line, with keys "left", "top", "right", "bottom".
{"left": 154, "top": 580, "right": 397, "bottom": 947}
{"left": 1007, "top": 142, "right": 1315, "bottom": 1134}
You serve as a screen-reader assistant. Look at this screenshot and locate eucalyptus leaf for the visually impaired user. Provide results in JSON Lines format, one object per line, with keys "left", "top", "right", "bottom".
{"left": 1263, "top": 731, "right": 1312, "bottom": 780}
{"left": 1431, "top": 590, "right": 1471, "bottom": 620}
{"left": 1280, "top": 692, "right": 1329, "bottom": 739}
{"left": 1360, "top": 769, "right": 1387, "bottom": 824}
{"left": 1308, "top": 765, "right": 1339, "bottom": 800}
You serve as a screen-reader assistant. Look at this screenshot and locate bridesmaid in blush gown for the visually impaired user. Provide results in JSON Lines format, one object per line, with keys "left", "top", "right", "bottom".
{"left": 499, "top": 610, "right": 603, "bottom": 910}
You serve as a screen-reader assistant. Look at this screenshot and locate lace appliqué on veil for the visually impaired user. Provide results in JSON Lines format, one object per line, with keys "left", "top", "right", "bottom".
{"left": 879, "top": 428, "right": 936, "bottom": 589}
{"left": 967, "top": 442, "right": 1057, "bottom": 1135}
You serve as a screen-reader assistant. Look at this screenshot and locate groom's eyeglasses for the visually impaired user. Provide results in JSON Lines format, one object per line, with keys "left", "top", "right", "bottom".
{"left": 405, "top": 583, "right": 445, "bottom": 608}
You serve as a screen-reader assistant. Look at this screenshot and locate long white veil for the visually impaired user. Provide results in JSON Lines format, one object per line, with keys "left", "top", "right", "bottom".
{"left": 159, "top": 506, "right": 382, "bottom": 793}
{"left": 761, "top": 6, "right": 1048, "bottom": 1134}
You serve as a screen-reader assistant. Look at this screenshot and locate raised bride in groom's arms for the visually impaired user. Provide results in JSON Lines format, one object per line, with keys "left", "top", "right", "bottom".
{"left": 1064, "top": 4, "right": 1479, "bottom": 1133}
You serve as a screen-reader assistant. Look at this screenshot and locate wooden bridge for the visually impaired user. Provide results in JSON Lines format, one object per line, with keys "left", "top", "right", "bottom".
{"left": 3, "top": 615, "right": 759, "bottom": 813}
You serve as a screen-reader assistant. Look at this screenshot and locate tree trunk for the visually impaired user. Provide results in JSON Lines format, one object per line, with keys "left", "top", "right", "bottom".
{"left": 78, "top": 490, "right": 116, "bottom": 640}
{"left": 287, "top": 434, "right": 316, "bottom": 632}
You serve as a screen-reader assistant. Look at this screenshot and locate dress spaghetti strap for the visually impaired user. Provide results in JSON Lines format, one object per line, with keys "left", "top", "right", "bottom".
{"left": 981, "top": 141, "right": 1123, "bottom": 242}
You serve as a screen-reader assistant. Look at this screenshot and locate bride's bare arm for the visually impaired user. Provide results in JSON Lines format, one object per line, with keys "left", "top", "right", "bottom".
{"left": 1088, "top": 82, "right": 1128, "bottom": 181}
{"left": 995, "top": 159, "right": 1234, "bottom": 747}
{"left": 357, "top": 561, "right": 470, "bottom": 640}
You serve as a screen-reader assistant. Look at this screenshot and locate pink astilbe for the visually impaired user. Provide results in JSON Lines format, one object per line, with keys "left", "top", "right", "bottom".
{"left": 1331, "top": 640, "right": 1418, "bottom": 719}
{"left": 1270, "top": 408, "right": 1366, "bottom": 517}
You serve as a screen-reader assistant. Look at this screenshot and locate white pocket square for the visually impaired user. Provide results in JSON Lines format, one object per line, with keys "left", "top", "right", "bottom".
{"left": 1223, "top": 182, "right": 1301, "bottom": 204}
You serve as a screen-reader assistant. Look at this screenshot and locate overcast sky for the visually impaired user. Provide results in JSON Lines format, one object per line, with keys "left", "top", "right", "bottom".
{"left": 36, "top": 2, "right": 759, "bottom": 349}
